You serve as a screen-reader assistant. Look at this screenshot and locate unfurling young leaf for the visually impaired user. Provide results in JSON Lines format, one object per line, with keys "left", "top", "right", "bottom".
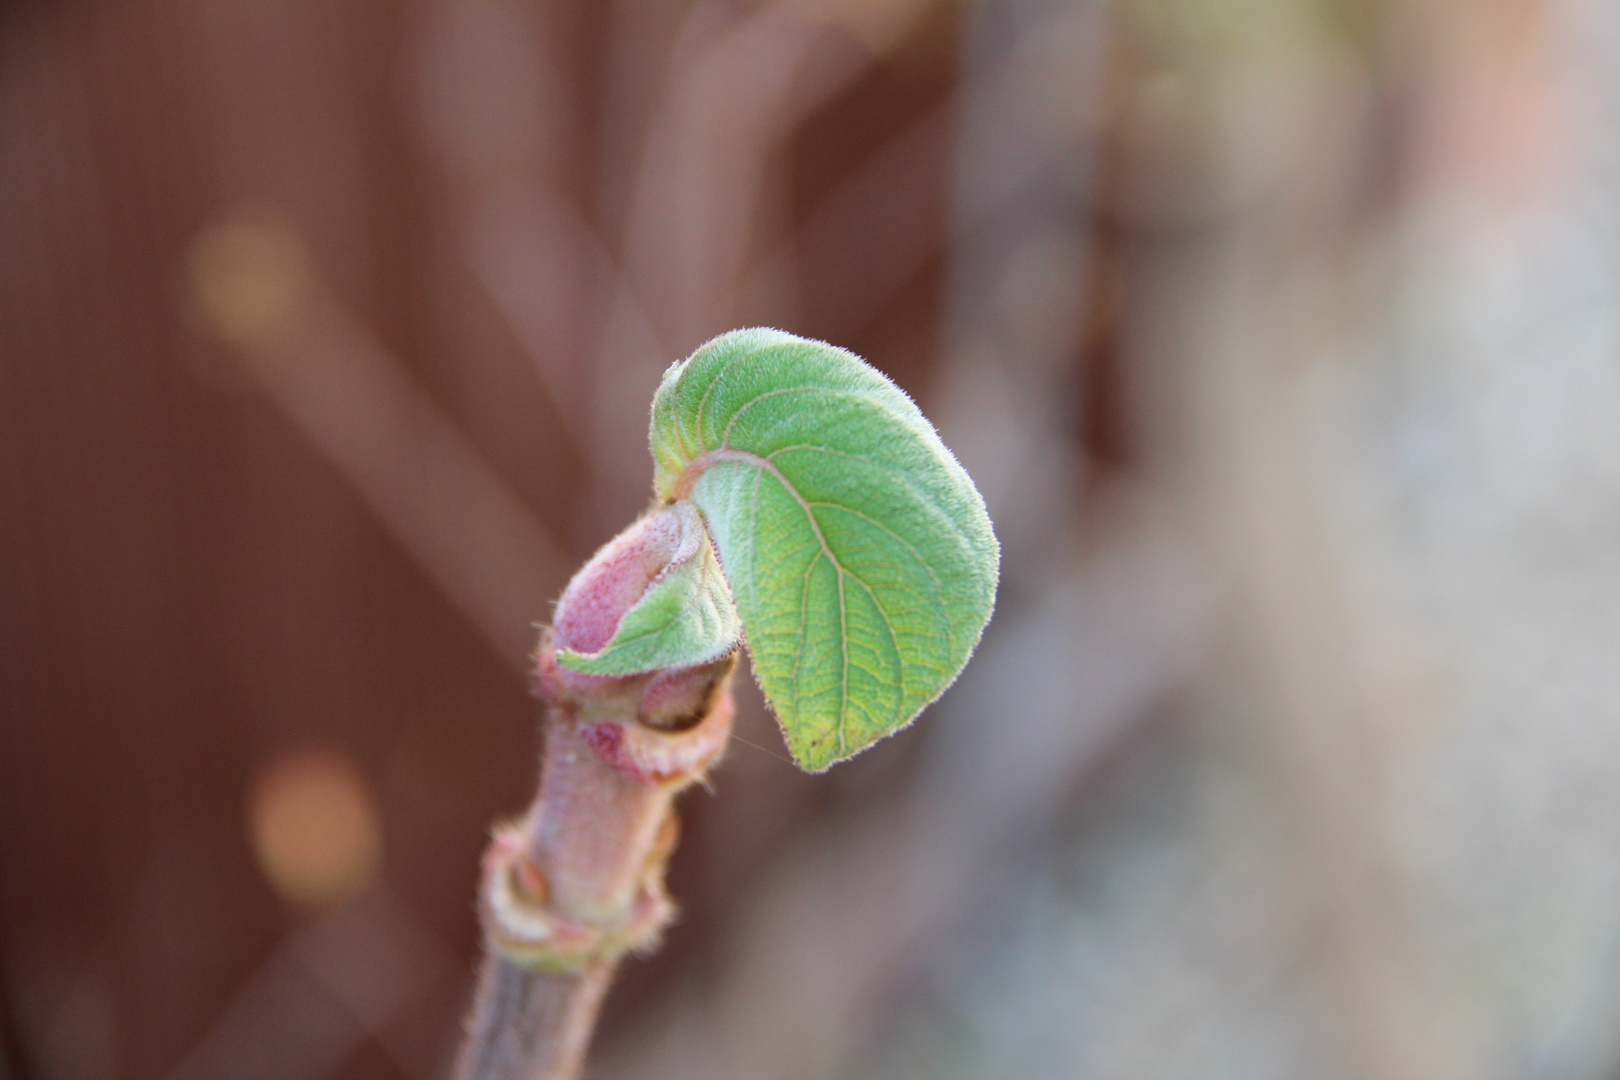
{"left": 647, "top": 328, "right": 998, "bottom": 772}
{"left": 554, "top": 501, "right": 742, "bottom": 677}
{"left": 553, "top": 328, "right": 998, "bottom": 770}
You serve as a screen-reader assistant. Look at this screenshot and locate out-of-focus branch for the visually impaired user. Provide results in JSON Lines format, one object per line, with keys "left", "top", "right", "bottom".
{"left": 189, "top": 216, "right": 568, "bottom": 670}
{"left": 621, "top": 0, "right": 938, "bottom": 345}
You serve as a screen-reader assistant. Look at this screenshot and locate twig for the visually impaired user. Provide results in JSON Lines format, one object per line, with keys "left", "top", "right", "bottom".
{"left": 454, "top": 631, "right": 737, "bottom": 1080}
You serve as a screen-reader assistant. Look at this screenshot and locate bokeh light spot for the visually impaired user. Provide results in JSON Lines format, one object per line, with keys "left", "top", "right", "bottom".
{"left": 189, "top": 217, "right": 310, "bottom": 347}
{"left": 247, "top": 748, "right": 382, "bottom": 910}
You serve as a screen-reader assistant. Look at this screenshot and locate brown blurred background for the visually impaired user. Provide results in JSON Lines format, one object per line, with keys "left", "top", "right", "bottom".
{"left": 5, "top": 0, "right": 1620, "bottom": 1078}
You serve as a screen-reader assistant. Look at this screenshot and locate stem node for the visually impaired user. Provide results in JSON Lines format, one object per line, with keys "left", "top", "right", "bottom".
{"left": 455, "top": 640, "right": 737, "bottom": 1080}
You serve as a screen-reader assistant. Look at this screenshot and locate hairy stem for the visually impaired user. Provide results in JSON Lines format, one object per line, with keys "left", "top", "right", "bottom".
{"left": 454, "top": 634, "right": 736, "bottom": 1080}
{"left": 455, "top": 955, "right": 616, "bottom": 1080}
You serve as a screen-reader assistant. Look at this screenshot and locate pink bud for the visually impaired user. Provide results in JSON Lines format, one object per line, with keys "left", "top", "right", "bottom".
{"left": 538, "top": 503, "right": 715, "bottom": 704}
{"left": 551, "top": 505, "right": 694, "bottom": 657}
{"left": 533, "top": 504, "right": 738, "bottom": 783}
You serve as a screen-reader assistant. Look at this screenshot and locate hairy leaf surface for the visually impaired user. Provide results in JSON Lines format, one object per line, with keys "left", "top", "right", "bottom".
{"left": 650, "top": 328, "right": 998, "bottom": 771}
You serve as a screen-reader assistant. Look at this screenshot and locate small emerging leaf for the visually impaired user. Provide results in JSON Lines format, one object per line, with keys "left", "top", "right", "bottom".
{"left": 650, "top": 328, "right": 999, "bottom": 771}
{"left": 556, "top": 501, "right": 742, "bottom": 676}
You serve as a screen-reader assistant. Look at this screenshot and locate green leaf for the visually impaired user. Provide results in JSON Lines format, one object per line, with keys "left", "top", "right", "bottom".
{"left": 556, "top": 502, "right": 742, "bottom": 676}
{"left": 650, "top": 328, "right": 999, "bottom": 771}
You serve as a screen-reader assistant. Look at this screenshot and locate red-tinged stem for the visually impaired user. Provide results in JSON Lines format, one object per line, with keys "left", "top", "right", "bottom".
{"left": 453, "top": 633, "right": 736, "bottom": 1080}
{"left": 454, "top": 956, "right": 616, "bottom": 1080}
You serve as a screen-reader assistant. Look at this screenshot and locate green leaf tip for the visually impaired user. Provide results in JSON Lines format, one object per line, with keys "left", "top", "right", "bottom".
{"left": 649, "top": 328, "right": 999, "bottom": 772}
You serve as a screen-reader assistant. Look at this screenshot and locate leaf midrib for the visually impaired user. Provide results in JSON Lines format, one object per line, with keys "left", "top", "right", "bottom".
{"left": 685, "top": 445, "right": 906, "bottom": 753}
